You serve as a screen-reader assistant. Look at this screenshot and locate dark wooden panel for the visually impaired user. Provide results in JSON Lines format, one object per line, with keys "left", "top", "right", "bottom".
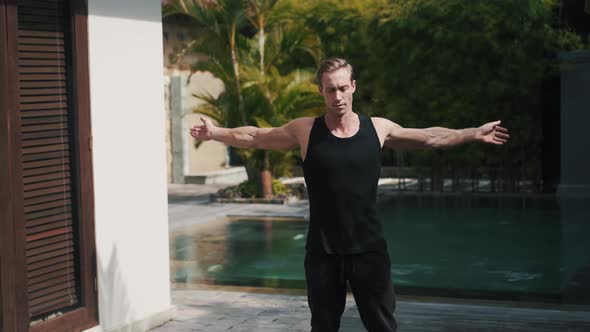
{"left": 24, "top": 197, "right": 71, "bottom": 214}
{"left": 17, "top": 52, "right": 64, "bottom": 60}
{"left": 18, "top": 14, "right": 65, "bottom": 24}
{"left": 23, "top": 177, "right": 70, "bottom": 192}
{"left": 23, "top": 155, "right": 68, "bottom": 169}
{"left": 28, "top": 278, "right": 74, "bottom": 300}
{"left": 23, "top": 167, "right": 68, "bottom": 180}
{"left": 27, "top": 261, "right": 72, "bottom": 283}
{"left": 22, "top": 142, "right": 69, "bottom": 155}
{"left": 19, "top": 73, "right": 66, "bottom": 81}
{"left": 25, "top": 218, "right": 72, "bottom": 237}
{"left": 21, "top": 149, "right": 70, "bottom": 162}
{"left": 20, "top": 67, "right": 66, "bottom": 74}
{"left": 20, "top": 95, "right": 67, "bottom": 103}
{"left": 29, "top": 288, "right": 75, "bottom": 308}
{"left": 23, "top": 185, "right": 71, "bottom": 200}
{"left": 20, "top": 87, "right": 66, "bottom": 95}
{"left": 28, "top": 273, "right": 75, "bottom": 295}
{"left": 22, "top": 130, "right": 66, "bottom": 140}
{"left": 11, "top": 0, "right": 98, "bottom": 329}
{"left": 29, "top": 295, "right": 77, "bottom": 318}
{"left": 21, "top": 116, "right": 67, "bottom": 125}
{"left": 17, "top": 8, "right": 62, "bottom": 18}
{"left": 20, "top": 80, "right": 65, "bottom": 88}
{"left": 18, "top": 29, "right": 63, "bottom": 38}
{"left": 21, "top": 122, "right": 68, "bottom": 133}
{"left": 22, "top": 163, "right": 70, "bottom": 177}
{"left": 18, "top": 44, "right": 64, "bottom": 53}
{"left": 20, "top": 59, "right": 65, "bottom": 67}
{"left": 1, "top": 0, "right": 28, "bottom": 330}
{"left": 26, "top": 244, "right": 72, "bottom": 264}
{"left": 17, "top": 23, "right": 64, "bottom": 32}
{"left": 23, "top": 170, "right": 69, "bottom": 184}
{"left": 26, "top": 233, "right": 73, "bottom": 253}
{"left": 26, "top": 253, "right": 74, "bottom": 273}
{"left": 25, "top": 191, "right": 71, "bottom": 207}
{"left": 27, "top": 264, "right": 71, "bottom": 290}
{"left": 25, "top": 213, "right": 72, "bottom": 229}
{"left": 19, "top": 1, "right": 64, "bottom": 11}
{"left": 22, "top": 136, "right": 69, "bottom": 148}
{"left": 20, "top": 102, "right": 67, "bottom": 111}
{"left": 23, "top": 205, "right": 70, "bottom": 220}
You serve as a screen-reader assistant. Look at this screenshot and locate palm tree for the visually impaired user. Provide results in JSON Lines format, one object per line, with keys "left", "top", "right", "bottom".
{"left": 163, "top": 0, "right": 248, "bottom": 125}
{"left": 163, "top": 0, "right": 323, "bottom": 197}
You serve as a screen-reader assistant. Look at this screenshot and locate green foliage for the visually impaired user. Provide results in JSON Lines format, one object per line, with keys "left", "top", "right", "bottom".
{"left": 165, "top": 0, "right": 323, "bottom": 185}
{"left": 297, "top": 0, "right": 583, "bottom": 174}
{"left": 165, "top": 0, "right": 586, "bottom": 184}
{"left": 367, "top": 0, "right": 581, "bottom": 170}
{"left": 271, "top": 178, "right": 291, "bottom": 197}
{"left": 223, "top": 178, "right": 290, "bottom": 198}
{"left": 237, "top": 179, "right": 258, "bottom": 198}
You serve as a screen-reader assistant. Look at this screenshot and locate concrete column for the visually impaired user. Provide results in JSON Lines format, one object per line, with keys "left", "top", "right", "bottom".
{"left": 170, "top": 75, "right": 186, "bottom": 184}
{"left": 559, "top": 51, "right": 590, "bottom": 196}
{"left": 559, "top": 50, "right": 590, "bottom": 305}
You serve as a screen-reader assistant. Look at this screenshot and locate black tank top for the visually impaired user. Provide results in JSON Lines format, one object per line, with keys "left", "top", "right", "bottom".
{"left": 302, "top": 114, "right": 387, "bottom": 254}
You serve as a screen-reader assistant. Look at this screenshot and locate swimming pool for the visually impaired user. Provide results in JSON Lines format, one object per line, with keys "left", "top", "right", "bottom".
{"left": 170, "top": 199, "right": 590, "bottom": 302}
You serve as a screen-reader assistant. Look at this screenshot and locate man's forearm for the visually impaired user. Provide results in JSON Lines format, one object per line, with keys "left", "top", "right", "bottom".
{"left": 425, "top": 127, "right": 478, "bottom": 148}
{"left": 211, "top": 126, "right": 259, "bottom": 148}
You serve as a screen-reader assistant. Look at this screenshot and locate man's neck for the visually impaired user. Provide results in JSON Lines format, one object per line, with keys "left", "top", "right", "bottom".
{"left": 325, "top": 110, "right": 358, "bottom": 130}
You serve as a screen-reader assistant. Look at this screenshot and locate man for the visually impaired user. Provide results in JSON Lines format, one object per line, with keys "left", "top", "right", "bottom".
{"left": 190, "top": 58, "right": 509, "bottom": 332}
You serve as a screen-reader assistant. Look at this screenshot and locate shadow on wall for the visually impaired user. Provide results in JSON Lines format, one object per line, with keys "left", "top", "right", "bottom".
{"left": 87, "top": 0, "right": 163, "bottom": 22}
{"left": 97, "top": 245, "right": 132, "bottom": 330}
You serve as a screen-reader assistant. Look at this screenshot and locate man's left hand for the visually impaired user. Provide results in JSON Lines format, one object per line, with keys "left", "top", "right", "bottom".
{"left": 476, "top": 120, "right": 510, "bottom": 145}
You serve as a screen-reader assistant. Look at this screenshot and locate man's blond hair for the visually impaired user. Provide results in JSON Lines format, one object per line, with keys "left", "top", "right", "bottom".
{"left": 316, "top": 57, "right": 355, "bottom": 88}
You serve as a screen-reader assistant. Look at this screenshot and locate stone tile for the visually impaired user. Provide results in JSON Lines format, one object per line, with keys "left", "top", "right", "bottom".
{"left": 149, "top": 289, "right": 590, "bottom": 332}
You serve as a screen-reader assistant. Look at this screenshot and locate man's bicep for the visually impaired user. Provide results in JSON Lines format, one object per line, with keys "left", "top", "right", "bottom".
{"left": 372, "top": 117, "right": 404, "bottom": 145}
{"left": 256, "top": 124, "right": 300, "bottom": 150}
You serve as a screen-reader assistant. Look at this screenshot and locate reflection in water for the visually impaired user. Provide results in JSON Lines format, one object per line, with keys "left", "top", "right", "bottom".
{"left": 171, "top": 218, "right": 307, "bottom": 289}
{"left": 169, "top": 205, "right": 590, "bottom": 303}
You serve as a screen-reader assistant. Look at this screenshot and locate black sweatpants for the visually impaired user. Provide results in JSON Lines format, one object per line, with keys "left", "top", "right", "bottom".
{"left": 304, "top": 251, "right": 397, "bottom": 332}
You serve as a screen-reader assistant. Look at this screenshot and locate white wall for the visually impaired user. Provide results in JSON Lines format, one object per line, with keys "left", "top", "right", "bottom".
{"left": 84, "top": 0, "right": 173, "bottom": 331}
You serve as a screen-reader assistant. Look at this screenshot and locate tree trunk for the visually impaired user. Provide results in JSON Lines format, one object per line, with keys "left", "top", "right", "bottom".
{"left": 260, "top": 151, "right": 272, "bottom": 198}
{"left": 260, "top": 169, "right": 273, "bottom": 198}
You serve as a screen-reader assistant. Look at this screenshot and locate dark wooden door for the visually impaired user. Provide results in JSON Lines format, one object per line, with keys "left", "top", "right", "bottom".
{"left": 0, "top": 0, "right": 98, "bottom": 331}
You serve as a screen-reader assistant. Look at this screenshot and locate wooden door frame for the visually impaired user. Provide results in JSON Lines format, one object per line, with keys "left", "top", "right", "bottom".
{"left": 1, "top": 0, "right": 29, "bottom": 330}
{"left": 0, "top": 0, "right": 98, "bottom": 331}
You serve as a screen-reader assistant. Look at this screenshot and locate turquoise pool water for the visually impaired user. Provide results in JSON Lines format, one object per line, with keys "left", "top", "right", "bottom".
{"left": 170, "top": 202, "right": 590, "bottom": 301}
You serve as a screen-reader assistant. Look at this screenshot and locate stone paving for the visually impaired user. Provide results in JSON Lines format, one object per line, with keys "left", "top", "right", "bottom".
{"left": 151, "top": 288, "right": 590, "bottom": 332}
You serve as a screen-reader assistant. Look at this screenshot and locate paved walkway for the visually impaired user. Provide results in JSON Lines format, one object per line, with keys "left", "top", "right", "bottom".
{"left": 159, "top": 184, "right": 590, "bottom": 332}
{"left": 151, "top": 288, "right": 590, "bottom": 332}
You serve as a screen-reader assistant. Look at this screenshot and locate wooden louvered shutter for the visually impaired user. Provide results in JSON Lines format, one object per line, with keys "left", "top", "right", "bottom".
{"left": 1, "top": 0, "right": 97, "bottom": 330}
{"left": 18, "top": 0, "right": 79, "bottom": 319}
{"left": 18, "top": 0, "right": 79, "bottom": 317}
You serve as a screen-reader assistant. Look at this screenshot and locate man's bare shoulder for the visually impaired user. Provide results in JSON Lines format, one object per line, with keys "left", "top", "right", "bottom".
{"left": 285, "top": 117, "right": 315, "bottom": 133}
{"left": 372, "top": 117, "right": 400, "bottom": 131}
{"left": 290, "top": 116, "right": 316, "bottom": 126}
{"left": 370, "top": 117, "right": 400, "bottom": 128}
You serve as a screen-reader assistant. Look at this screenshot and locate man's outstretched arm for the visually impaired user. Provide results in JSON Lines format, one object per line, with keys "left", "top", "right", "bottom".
{"left": 373, "top": 118, "right": 510, "bottom": 150}
{"left": 189, "top": 117, "right": 303, "bottom": 150}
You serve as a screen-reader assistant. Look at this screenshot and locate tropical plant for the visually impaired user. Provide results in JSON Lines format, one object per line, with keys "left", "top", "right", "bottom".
{"left": 364, "top": 0, "right": 583, "bottom": 177}
{"left": 297, "top": 0, "right": 583, "bottom": 190}
{"left": 163, "top": 0, "right": 323, "bottom": 197}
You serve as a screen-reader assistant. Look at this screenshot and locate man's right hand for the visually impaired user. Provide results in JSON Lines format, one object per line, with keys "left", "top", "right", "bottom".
{"left": 190, "top": 117, "right": 216, "bottom": 141}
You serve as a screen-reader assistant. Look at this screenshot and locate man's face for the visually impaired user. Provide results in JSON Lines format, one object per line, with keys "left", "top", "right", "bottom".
{"left": 318, "top": 68, "right": 356, "bottom": 117}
